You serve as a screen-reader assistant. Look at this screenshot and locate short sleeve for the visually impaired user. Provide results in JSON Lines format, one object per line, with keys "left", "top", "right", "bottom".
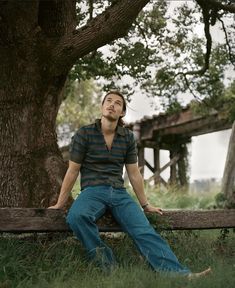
{"left": 69, "top": 129, "right": 87, "bottom": 164}
{"left": 125, "top": 131, "right": 138, "bottom": 164}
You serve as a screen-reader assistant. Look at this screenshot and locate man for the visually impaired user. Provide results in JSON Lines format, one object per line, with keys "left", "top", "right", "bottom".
{"left": 49, "top": 91, "right": 211, "bottom": 278}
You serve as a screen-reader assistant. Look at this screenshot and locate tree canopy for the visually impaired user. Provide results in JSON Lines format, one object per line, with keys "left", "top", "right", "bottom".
{"left": 71, "top": 0, "right": 235, "bottom": 113}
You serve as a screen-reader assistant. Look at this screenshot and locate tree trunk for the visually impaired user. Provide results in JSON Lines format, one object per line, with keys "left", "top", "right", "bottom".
{"left": 0, "top": 0, "right": 150, "bottom": 207}
{"left": 0, "top": 1, "right": 68, "bottom": 206}
{"left": 222, "top": 122, "right": 235, "bottom": 208}
{"left": 0, "top": 51, "right": 68, "bottom": 207}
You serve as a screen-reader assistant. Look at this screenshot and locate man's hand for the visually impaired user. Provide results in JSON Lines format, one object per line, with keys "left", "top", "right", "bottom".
{"left": 144, "top": 204, "right": 163, "bottom": 215}
{"left": 48, "top": 204, "right": 62, "bottom": 209}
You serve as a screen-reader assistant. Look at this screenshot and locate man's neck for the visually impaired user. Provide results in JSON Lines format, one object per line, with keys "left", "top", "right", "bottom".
{"left": 101, "top": 117, "right": 117, "bottom": 135}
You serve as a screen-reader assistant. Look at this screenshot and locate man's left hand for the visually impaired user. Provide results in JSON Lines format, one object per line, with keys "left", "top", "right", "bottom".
{"left": 144, "top": 204, "right": 163, "bottom": 215}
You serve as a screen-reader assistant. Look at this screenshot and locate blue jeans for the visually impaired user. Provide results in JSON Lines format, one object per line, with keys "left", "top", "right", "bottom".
{"left": 67, "top": 185, "right": 190, "bottom": 275}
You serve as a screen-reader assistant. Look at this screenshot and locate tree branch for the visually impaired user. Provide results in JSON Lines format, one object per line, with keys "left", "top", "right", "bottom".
{"left": 53, "top": 0, "right": 150, "bottom": 72}
{"left": 182, "top": 74, "right": 203, "bottom": 101}
{"left": 200, "top": 4, "right": 212, "bottom": 74}
{"left": 218, "top": 16, "right": 235, "bottom": 66}
{"left": 88, "top": 0, "right": 94, "bottom": 20}
{"left": 179, "top": 0, "right": 234, "bottom": 78}
{"left": 179, "top": 1, "right": 212, "bottom": 76}
{"left": 203, "top": 0, "right": 235, "bottom": 13}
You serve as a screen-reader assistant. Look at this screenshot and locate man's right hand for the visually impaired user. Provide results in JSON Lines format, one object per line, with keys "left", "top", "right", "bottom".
{"left": 48, "top": 204, "right": 62, "bottom": 209}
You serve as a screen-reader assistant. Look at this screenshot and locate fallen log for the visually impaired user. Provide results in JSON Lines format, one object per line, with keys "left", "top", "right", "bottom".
{"left": 0, "top": 208, "right": 235, "bottom": 233}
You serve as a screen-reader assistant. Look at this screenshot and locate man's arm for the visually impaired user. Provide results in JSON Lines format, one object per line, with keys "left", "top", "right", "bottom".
{"left": 125, "top": 163, "right": 163, "bottom": 215}
{"left": 49, "top": 160, "right": 81, "bottom": 209}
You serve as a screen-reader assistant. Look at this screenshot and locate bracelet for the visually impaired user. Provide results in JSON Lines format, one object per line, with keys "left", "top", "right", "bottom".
{"left": 141, "top": 202, "right": 149, "bottom": 210}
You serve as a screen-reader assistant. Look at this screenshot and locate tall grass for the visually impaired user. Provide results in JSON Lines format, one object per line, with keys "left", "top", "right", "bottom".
{"left": 135, "top": 182, "right": 220, "bottom": 209}
{"left": 0, "top": 185, "right": 234, "bottom": 288}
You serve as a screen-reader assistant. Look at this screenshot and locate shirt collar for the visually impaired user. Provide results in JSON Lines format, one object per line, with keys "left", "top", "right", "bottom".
{"left": 95, "top": 119, "right": 125, "bottom": 136}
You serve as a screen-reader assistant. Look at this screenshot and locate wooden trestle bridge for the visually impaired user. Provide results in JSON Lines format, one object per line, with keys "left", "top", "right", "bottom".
{"left": 126, "top": 105, "right": 232, "bottom": 187}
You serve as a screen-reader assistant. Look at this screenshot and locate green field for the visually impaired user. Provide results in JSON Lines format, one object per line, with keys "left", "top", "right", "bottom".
{"left": 1, "top": 186, "right": 234, "bottom": 288}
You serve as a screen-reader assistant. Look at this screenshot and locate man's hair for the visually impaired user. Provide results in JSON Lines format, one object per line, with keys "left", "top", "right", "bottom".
{"left": 102, "top": 90, "right": 126, "bottom": 127}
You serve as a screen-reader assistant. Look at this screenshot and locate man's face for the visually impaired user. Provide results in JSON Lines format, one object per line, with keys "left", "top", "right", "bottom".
{"left": 101, "top": 94, "right": 125, "bottom": 122}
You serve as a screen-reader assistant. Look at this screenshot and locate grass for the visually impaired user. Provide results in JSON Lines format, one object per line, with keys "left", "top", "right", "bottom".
{"left": 138, "top": 183, "right": 220, "bottom": 210}
{"left": 0, "top": 185, "right": 234, "bottom": 288}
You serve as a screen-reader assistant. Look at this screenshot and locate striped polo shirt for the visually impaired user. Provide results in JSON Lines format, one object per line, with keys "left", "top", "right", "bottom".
{"left": 69, "top": 119, "right": 137, "bottom": 190}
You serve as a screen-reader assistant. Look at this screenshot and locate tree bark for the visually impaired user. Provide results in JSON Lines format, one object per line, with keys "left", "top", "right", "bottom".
{"left": 0, "top": 0, "right": 150, "bottom": 207}
{"left": 222, "top": 122, "right": 235, "bottom": 208}
{"left": 0, "top": 39, "right": 68, "bottom": 206}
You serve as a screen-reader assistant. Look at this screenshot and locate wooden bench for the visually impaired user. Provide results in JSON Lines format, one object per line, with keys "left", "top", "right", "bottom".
{"left": 0, "top": 208, "right": 235, "bottom": 233}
